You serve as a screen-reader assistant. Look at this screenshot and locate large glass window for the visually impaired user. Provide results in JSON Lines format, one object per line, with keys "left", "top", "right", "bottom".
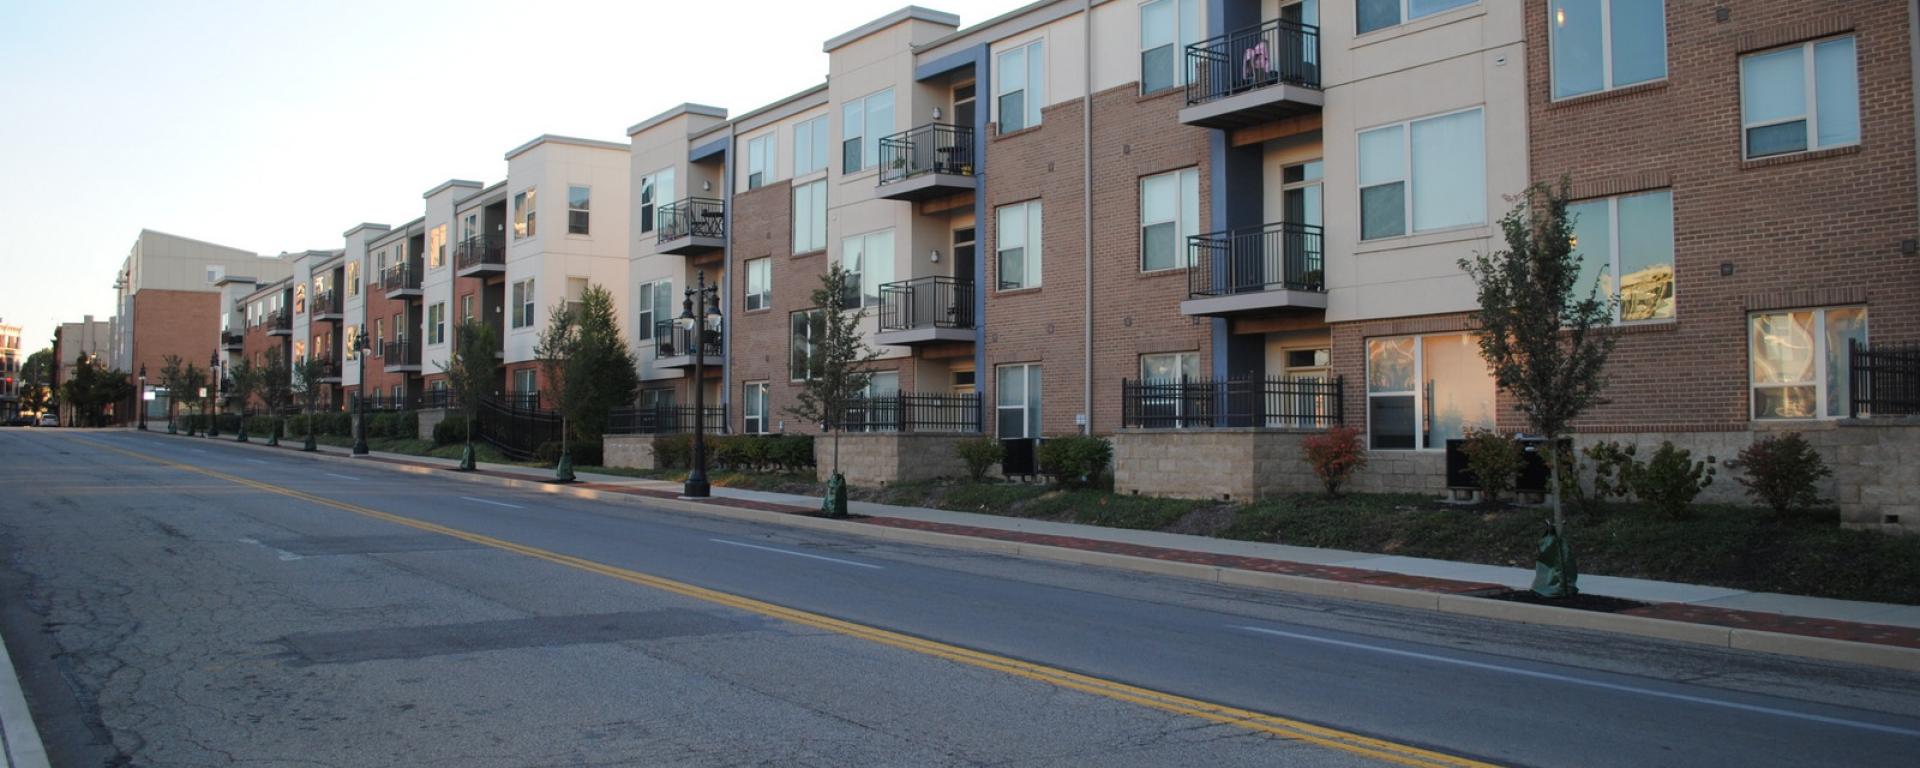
{"left": 1550, "top": 0, "right": 1667, "bottom": 100}
{"left": 1750, "top": 307, "right": 1867, "bottom": 420}
{"left": 841, "top": 88, "right": 895, "bottom": 173}
{"left": 996, "top": 364, "right": 1043, "bottom": 438}
{"left": 841, "top": 229, "right": 895, "bottom": 308}
{"left": 1358, "top": 108, "right": 1484, "bottom": 239}
{"left": 1568, "top": 189, "right": 1675, "bottom": 323}
{"left": 793, "top": 115, "right": 829, "bottom": 176}
{"left": 1741, "top": 37, "right": 1859, "bottom": 159}
{"left": 746, "top": 133, "right": 776, "bottom": 190}
{"left": 346, "top": 261, "right": 360, "bottom": 298}
{"left": 792, "top": 180, "right": 827, "bottom": 253}
{"left": 744, "top": 382, "right": 770, "bottom": 434}
{"left": 1358, "top": 0, "right": 1475, "bottom": 35}
{"left": 512, "top": 187, "right": 536, "bottom": 239}
{"left": 636, "top": 279, "right": 672, "bottom": 341}
{"left": 996, "top": 40, "right": 1046, "bottom": 132}
{"left": 1140, "top": 0, "right": 1201, "bottom": 94}
{"left": 996, "top": 201, "right": 1043, "bottom": 290}
{"left": 1140, "top": 167, "right": 1201, "bottom": 272}
{"left": 427, "top": 303, "right": 446, "bottom": 345}
{"left": 639, "top": 168, "right": 675, "bottom": 234}
{"left": 510, "top": 278, "right": 536, "bottom": 328}
{"left": 745, "top": 258, "right": 771, "bottom": 311}
{"left": 567, "top": 185, "right": 590, "bottom": 235}
{"left": 790, "top": 309, "right": 824, "bottom": 381}
{"left": 1366, "top": 333, "right": 1497, "bottom": 450}
{"left": 429, "top": 225, "right": 447, "bottom": 268}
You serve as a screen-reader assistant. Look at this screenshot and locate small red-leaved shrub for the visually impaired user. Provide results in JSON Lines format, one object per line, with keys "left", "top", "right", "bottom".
{"left": 1303, "top": 426, "right": 1368, "bottom": 497}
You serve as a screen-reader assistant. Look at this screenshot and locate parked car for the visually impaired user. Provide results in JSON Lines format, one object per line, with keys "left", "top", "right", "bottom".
{"left": 4, "top": 415, "right": 32, "bottom": 427}
{"left": 38, "top": 414, "right": 58, "bottom": 427}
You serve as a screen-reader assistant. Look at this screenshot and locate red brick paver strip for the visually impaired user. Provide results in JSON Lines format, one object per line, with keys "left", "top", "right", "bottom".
{"left": 1622, "top": 603, "right": 1920, "bottom": 650}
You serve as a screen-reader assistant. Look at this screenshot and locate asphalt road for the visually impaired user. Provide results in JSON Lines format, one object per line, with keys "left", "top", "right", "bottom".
{"left": 2, "top": 427, "right": 1918, "bottom": 767}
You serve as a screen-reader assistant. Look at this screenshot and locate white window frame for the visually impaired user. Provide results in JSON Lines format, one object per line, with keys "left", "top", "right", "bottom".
{"left": 1357, "top": 106, "right": 1485, "bottom": 240}
{"left": 636, "top": 278, "right": 672, "bottom": 341}
{"left": 1365, "top": 333, "right": 1497, "bottom": 451}
{"left": 995, "top": 40, "right": 1046, "bottom": 133}
{"left": 1357, "top": 0, "right": 1477, "bottom": 35}
{"left": 995, "top": 363, "right": 1043, "bottom": 439}
{"left": 996, "top": 201, "right": 1043, "bottom": 291}
{"left": 1749, "top": 306, "right": 1868, "bottom": 421}
{"left": 1139, "top": 167, "right": 1201, "bottom": 272}
{"left": 746, "top": 133, "right": 777, "bottom": 190}
{"left": 1568, "top": 189, "right": 1676, "bottom": 324}
{"left": 792, "top": 179, "right": 827, "bottom": 253}
{"left": 639, "top": 168, "right": 675, "bottom": 234}
{"left": 745, "top": 258, "right": 772, "bottom": 311}
{"left": 790, "top": 308, "right": 824, "bottom": 382}
{"left": 744, "top": 382, "right": 770, "bottom": 434}
{"left": 510, "top": 278, "right": 536, "bottom": 329}
{"left": 429, "top": 224, "right": 447, "bottom": 268}
{"left": 1139, "top": 0, "right": 1201, "bottom": 94}
{"left": 513, "top": 187, "right": 536, "bottom": 239}
{"left": 567, "top": 185, "right": 591, "bottom": 235}
{"left": 793, "top": 115, "right": 829, "bottom": 177}
{"left": 1549, "top": 0, "right": 1668, "bottom": 101}
{"left": 841, "top": 88, "right": 896, "bottom": 173}
{"left": 346, "top": 261, "right": 360, "bottom": 298}
{"left": 1739, "top": 36, "right": 1860, "bottom": 160}
{"left": 427, "top": 303, "right": 446, "bottom": 346}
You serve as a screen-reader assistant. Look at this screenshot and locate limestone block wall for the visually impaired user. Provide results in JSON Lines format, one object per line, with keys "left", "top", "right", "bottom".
{"left": 816, "top": 433, "right": 976, "bottom": 485}
{"left": 1113, "top": 429, "right": 1322, "bottom": 501}
{"left": 417, "top": 407, "right": 449, "bottom": 441}
{"left": 604, "top": 434, "right": 660, "bottom": 470}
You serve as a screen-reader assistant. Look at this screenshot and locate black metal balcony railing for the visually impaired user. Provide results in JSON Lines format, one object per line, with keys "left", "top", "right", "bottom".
{"left": 878, "top": 277, "right": 975, "bottom": 332}
{"left": 383, "top": 337, "right": 421, "bottom": 368}
{"left": 1185, "top": 17, "right": 1321, "bottom": 106}
{"left": 455, "top": 234, "right": 507, "bottom": 272}
{"left": 654, "top": 320, "right": 723, "bottom": 359}
{"left": 502, "top": 391, "right": 542, "bottom": 411}
{"left": 421, "top": 389, "right": 455, "bottom": 410}
{"left": 221, "top": 330, "right": 244, "bottom": 348}
{"left": 836, "top": 392, "right": 982, "bottom": 433}
{"left": 310, "top": 289, "right": 341, "bottom": 317}
{"left": 1122, "top": 376, "right": 1343, "bottom": 430}
{"left": 605, "top": 404, "right": 730, "bottom": 436}
{"left": 1851, "top": 340, "right": 1920, "bottom": 418}
{"left": 382, "top": 259, "right": 422, "bottom": 293}
{"left": 877, "top": 124, "right": 976, "bottom": 185}
{"left": 266, "top": 309, "right": 292, "bottom": 332}
{"left": 352, "top": 392, "right": 422, "bottom": 412}
{"left": 1188, "top": 221, "right": 1324, "bottom": 298}
{"left": 656, "top": 198, "right": 726, "bottom": 245}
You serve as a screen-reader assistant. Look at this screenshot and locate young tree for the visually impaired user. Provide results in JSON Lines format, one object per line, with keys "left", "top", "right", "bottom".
{"left": 258, "top": 349, "right": 293, "bottom": 447}
{"left": 536, "top": 284, "right": 638, "bottom": 481}
{"left": 19, "top": 349, "right": 53, "bottom": 417}
{"left": 292, "top": 355, "right": 329, "bottom": 452}
{"left": 1459, "top": 180, "right": 1618, "bottom": 598}
{"left": 158, "top": 355, "right": 185, "bottom": 433}
{"left": 227, "top": 358, "right": 258, "bottom": 442}
{"left": 440, "top": 319, "right": 499, "bottom": 471}
{"left": 179, "top": 363, "right": 206, "bottom": 436}
{"left": 783, "top": 263, "right": 882, "bottom": 517}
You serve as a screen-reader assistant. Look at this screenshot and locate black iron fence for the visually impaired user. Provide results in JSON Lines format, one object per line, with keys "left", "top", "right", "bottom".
{"left": 605, "top": 404, "right": 729, "bottom": 435}
{"left": 474, "top": 396, "right": 561, "bottom": 461}
{"left": 654, "top": 320, "right": 723, "bottom": 359}
{"left": 1188, "top": 221, "right": 1324, "bottom": 298}
{"left": 1185, "top": 17, "right": 1321, "bottom": 106}
{"left": 877, "top": 123, "right": 976, "bottom": 185}
{"left": 502, "top": 391, "right": 541, "bottom": 411}
{"left": 1851, "top": 340, "right": 1920, "bottom": 417}
{"left": 455, "top": 234, "right": 506, "bottom": 272}
{"left": 352, "top": 392, "right": 421, "bottom": 412}
{"left": 878, "top": 276, "right": 975, "bottom": 332}
{"left": 657, "top": 197, "right": 726, "bottom": 244}
{"left": 382, "top": 259, "right": 422, "bottom": 292}
{"left": 265, "top": 309, "right": 291, "bottom": 333}
{"left": 836, "top": 392, "right": 982, "bottom": 433}
{"left": 383, "top": 336, "right": 421, "bottom": 369}
{"left": 421, "top": 389, "right": 455, "bottom": 410}
{"left": 1121, "top": 376, "right": 1343, "bottom": 429}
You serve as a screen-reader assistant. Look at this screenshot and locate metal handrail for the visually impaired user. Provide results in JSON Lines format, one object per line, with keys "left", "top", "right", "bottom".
{"left": 877, "top": 123, "right": 976, "bottom": 185}
{"left": 878, "top": 276, "right": 975, "bottom": 331}
{"left": 1188, "top": 221, "right": 1325, "bottom": 298}
{"left": 1184, "top": 17, "right": 1321, "bottom": 106}
{"left": 656, "top": 198, "right": 727, "bottom": 245}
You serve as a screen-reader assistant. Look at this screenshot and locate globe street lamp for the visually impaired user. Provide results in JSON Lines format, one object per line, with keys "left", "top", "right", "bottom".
{"left": 352, "top": 331, "right": 371, "bottom": 456}
{"left": 137, "top": 364, "right": 148, "bottom": 431}
{"left": 678, "top": 269, "right": 722, "bottom": 499}
{"left": 207, "top": 352, "right": 221, "bottom": 438}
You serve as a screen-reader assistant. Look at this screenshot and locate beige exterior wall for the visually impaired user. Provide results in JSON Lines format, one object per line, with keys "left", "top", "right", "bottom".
{"left": 626, "top": 105, "right": 731, "bottom": 386}
{"left": 502, "top": 138, "right": 632, "bottom": 365}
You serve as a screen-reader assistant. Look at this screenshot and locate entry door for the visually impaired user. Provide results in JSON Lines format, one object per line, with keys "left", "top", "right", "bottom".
{"left": 952, "top": 82, "right": 976, "bottom": 131}
{"left": 952, "top": 227, "right": 977, "bottom": 287}
{"left": 1277, "top": 347, "right": 1332, "bottom": 427}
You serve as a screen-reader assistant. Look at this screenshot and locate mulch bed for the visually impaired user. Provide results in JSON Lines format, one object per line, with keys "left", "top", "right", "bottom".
{"left": 1482, "top": 589, "right": 1650, "bottom": 613}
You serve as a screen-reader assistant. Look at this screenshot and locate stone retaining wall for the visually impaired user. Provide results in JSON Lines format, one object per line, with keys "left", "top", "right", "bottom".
{"left": 603, "top": 434, "right": 661, "bottom": 470}
{"left": 815, "top": 433, "right": 976, "bottom": 486}
{"left": 417, "top": 408, "right": 449, "bottom": 441}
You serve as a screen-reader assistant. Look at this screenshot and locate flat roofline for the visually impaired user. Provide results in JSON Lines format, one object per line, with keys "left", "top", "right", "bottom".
{"left": 626, "top": 103, "right": 730, "bottom": 137}
{"left": 341, "top": 222, "right": 391, "bottom": 239}
{"left": 503, "top": 133, "right": 629, "bottom": 160}
{"left": 136, "top": 228, "right": 260, "bottom": 258}
{"left": 824, "top": 5, "right": 960, "bottom": 52}
{"left": 454, "top": 180, "right": 508, "bottom": 211}
{"left": 729, "top": 82, "right": 831, "bottom": 134}
{"left": 423, "top": 179, "right": 484, "bottom": 199}
{"left": 915, "top": 0, "right": 1072, "bottom": 60}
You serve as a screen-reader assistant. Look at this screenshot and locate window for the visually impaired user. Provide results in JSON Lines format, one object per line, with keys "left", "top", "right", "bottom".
{"left": 346, "top": 261, "right": 360, "bottom": 297}
{"left": 1550, "top": 0, "right": 1667, "bottom": 100}
{"left": 841, "top": 229, "right": 895, "bottom": 308}
{"left": 460, "top": 213, "right": 478, "bottom": 247}
{"left": 1140, "top": 167, "right": 1200, "bottom": 271}
{"left": 639, "top": 168, "right": 674, "bottom": 234}
{"left": 995, "top": 364, "right": 1043, "bottom": 438}
{"left": 745, "top": 258, "right": 771, "bottom": 311}
{"left": 206, "top": 264, "right": 226, "bottom": 285}
{"left": 841, "top": 88, "right": 895, "bottom": 172}
{"left": 514, "top": 368, "right": 536, "bottom": 395}
{"left": 1366, "top": 333, "right": 1497, "bottom": 450}
{"left": 345, "top": 325, "right": 360, "bottom": 360}
{"left": 1140, "top": 0, "right": 1200, "bottom": 94}
{"left": 1741, "top": 36, "right": 1859, "bottom": 159}
{"left": 792, "top": 180, "right": 828, "bottom": 253}
{"left": 1750, "top": 307, "right": 1867, "bottom": 420}
{"left": 513, "top": 187, "right": 536, "bottom": 239}
{"left": 640, "top": 389, "right": 674, "bottom": 410}
{"left": 1140, "top": 352, "right": 1201, "bottom": 383}
{"left": 1358, "top": 108, "right": 1485, "bottom": 240}
{"left": 427, "top": 303, "right": 446, "bottom": 345}
{"left": 744, "top": 382, "right": 770, "bottom": 434}
{"left": 746, "top": 133, "right": 777, "bottom": 190}
{"left": 1568, "top": 189, "right": 1675, "bottom": 323}
{"left": 374, "top": 318, "right": 384, "bottom": 355}
{"left": 293, "top": 340, "right": 305, "bottom": 361}
{"left": 461, "top": 294, "right": 474, "bottom": 323}
{"left": 793, "top": 115, "right": 829, "bottom": 176}
{"left": 790, "top": 309, "right": 824, "bottom": 381}
{"left": 510, "top": 278, "right": 536, "bottom": 329}
{"left": 996, "top": 201, "right": 1043, "bottom": 290}
{"left": 568, "top": 186, "right": 590, "bottom": 235}
{"left": 996, "top": 41, "right": 1046, "bottom": 132}
{"left": 1357, "top": 0, "right": 1475, "bottom": 35}
{"left": 566, "top": 277, "right": 589, "bottom": 317}
{"left": 429, "top": 225, "right": 447, "bottom": 268}
{"left": 637, "top": 279, "right": 672, "bottom": 340}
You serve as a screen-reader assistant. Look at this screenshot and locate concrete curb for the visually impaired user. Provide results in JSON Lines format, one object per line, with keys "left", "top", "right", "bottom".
{"left": 161, "top": 432, "right": 1920, "bottom": 673}
{"left": 0, "top": 621, "right": 50, "bottom": 768}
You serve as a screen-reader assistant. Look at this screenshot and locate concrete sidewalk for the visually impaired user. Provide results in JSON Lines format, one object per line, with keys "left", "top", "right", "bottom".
{"left": 0, "top": 625, "right": 49, "bottom": 768}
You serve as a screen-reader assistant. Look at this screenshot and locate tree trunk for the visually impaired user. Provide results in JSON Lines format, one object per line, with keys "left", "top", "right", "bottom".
{"left": 1548, "top": 432, "right": 1565, "bottom": 534}
{"left": 832, "top": 427, "right": 840, "bottom": 477}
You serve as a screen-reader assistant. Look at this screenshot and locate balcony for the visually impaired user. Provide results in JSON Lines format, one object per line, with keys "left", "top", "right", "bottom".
{"left": 655, "top": 198, "right": 726, "bottom": 255}
{"left": 455, "top": 234, "right": 507, "bottom": 277}
{"left": 1122, "top": 376, "right": 1343, "bottom": 430}
{"left": 221, "top": 330, "right": 244, "bottom": 350}
{"left": 875, "top": 124, "right": 977, "bottom": 201}
{"left": 383, "top": 337, "right": 422, "bottom": 373}
{"left": 837, "top": 392, "right": 982, "bottom": 433}
{"left": 875, "top": 277, "right": 976, "bottom": 346}
{"left": 310, "top": 289, "right": 342, "bottom": 321}
{"left": 382, "top": 259, "right": 423, "bottom": 298}
{"left": 1181, "top": 221, "right": 1326, "bottom": 317}
{"left": 315, "top": 358, "right": 342, "bottom": 383}
{"left": 266, "top": 309, "right": 292, "bottom": 337}
{"left": 605, "top": 404, "right": 729, "bottom": 436}
{"left": 653, "top": 320, "right": 723, "bottom": 369}
{"left": 1179, "top": 18, "right": 1322, "bottom": 130}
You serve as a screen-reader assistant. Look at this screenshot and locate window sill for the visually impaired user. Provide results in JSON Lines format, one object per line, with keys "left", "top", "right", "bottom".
{"left": 1353, "top": 225, "right": 1491, "bottom": 255}
{"left": 1351, "top": 3, "right": 1485, "bottom": 49}
{"left": 1742, "top": 144, "right": 1861, "bottom": 171}
{"left": 841, "top": 167, "right": 879, "bottom": 183}
{"left": 1138, "top": 267, "right": 1190, "bottom": 280}
{"left": 743, "top": 307, "right": 772, "bottom": 316}
{"left": 992, "top": 123, "right": 1044, "bottom": 142}
{"left": 1547, "top": 79, "right": 1669, "bottom": 110}
{"left": 995, "top": 286, "right": 1042, "bottom": 298}
{"left": 791, "top": 248, "right": 825, "bottom": 259}
{"left": 1612, "top": 319, "right": 1678, "bottom": 335}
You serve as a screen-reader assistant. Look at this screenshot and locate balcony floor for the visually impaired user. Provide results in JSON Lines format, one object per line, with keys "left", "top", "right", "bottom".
{"left": 657, "top": 235, "right": 726, "bottom": 256}
{"left": 875, "top": 326, "right": 976, "bottom": 346}
{"left": 1178, "top": 85, "right": 1323, "bottom": 130}
{"left": 456, "top": 264, "right": 506, "bottom": 279}
{"left": 1180, "top": 288, "right": 1327, "bottom": 317}
{"left": 876, "top": 173, "right": 977, "bottom": 202}
{"left": 655, "top": 354, "right": 724, "bottom": 370}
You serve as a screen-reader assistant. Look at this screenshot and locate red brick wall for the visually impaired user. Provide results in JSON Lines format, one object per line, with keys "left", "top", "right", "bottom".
{"left": 728, "top": 178, "right": 804, "bottom": 432}
{"left": 362, "top": 278, "right": 415, "bottom": 398}
{"left": 130, "top": 290, "right": 219, "bottom": 388}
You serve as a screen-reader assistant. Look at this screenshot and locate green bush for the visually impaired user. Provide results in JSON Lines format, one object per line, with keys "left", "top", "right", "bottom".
{"left": 244, "top": 416, "right": 280, "bottom": 438}
{"left": 1459, "top": 428, "right": 1523, "bottom": 503}
{"left": 433, "top": 415, "right": 470, "bottom": 446}
{"left": 654, "top": 433, "right": 691, "bottom": 469}
{"left": 1584, "top": 441, "right": 1638, "bottom": 501}
{"left": 1731, "top": 432, "right": 1832, "bottom": 516}
{"left": 954, "top": 437, "right": 1006, "bottom": 481}
{"left": 1036, "top": 436, "right": 1112, "bottom": 488}
{"left": 326, "top": 412, "right": 354, "bottom": 436}
{"left": 1628, "top": 441, "right": 1716, "bottom": 519}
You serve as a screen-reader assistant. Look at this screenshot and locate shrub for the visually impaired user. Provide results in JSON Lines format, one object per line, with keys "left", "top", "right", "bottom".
{"left": 1626, "top": 441, "right": 1716, "bottom": 519}
{"left": 244, "top": 416, "right": 279, "bottom": 438}
{"left": 1583, "top": 441, "right": 1638, "bottom": 502}
{"left": 1730, "top": 432, "right": 1831, "bottom": 516}
{"left": 1459, "top": 428, "right": 1523, "bottom": 504}
{"left": 768, "top": 434, "right": 815, "bottom": 471}
{"left": 1302, "top": 425, "right": 1367, "bottom": 497}
{"left": 653, "top": 433, "right": 691, "bottom": 469}
{"left": 327, "top": 412, "right": 354, "bottom": 436}
{"left": 1036, "top": 436, "right": 1111, "bottom": 488}
{"left": 432, "top": 415, "right": 469, "bottom": 446}
{"left": 954, "top": 437, "right": 1005, "bottom": 481}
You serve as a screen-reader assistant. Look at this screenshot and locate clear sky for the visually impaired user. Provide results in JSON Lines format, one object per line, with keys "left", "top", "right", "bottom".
{"left": 0, "top": 0, "right": 1018, "bottom": 353}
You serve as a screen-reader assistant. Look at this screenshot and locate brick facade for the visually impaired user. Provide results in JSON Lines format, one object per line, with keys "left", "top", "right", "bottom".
{"left": 130, "top": 290, "right": 220, "bottom": 390}
{"left": 728, "top": 178, "right": 805, "bottom": 433}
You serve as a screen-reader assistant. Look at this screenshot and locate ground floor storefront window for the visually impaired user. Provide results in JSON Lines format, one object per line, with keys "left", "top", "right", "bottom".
{"left": 1366, "top": 333, "right": 1496, "bottom": 450}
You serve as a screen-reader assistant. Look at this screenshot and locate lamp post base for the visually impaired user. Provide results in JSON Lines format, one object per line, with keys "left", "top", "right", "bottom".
{"left": 680, "top": 479, "right": 711, "bottom": 499}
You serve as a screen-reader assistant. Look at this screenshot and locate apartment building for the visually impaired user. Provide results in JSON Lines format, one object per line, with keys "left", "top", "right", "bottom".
{"left": 232, "top": 276, "right": 293, "bottom": 408}
{"left": 627, "top": 104, "right": 733, "bottom": 414}
{"left": 111, "top": 230, "right": 291, "bottom": 410}
{"left": 0, "top": 321, "right": 19, "bottom": 421}
{"left": 53, "top": 316, "right": 111, "bottom": 390}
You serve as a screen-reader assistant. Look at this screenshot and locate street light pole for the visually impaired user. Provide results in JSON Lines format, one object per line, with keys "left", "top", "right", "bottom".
{"left": 679, "top": 269, "right": 722, "bottom": 499}
{"left": 352, "top": 332, "right": 370, "bottom": 456}
{"left": 207, "top": 352, "right": 220, "bottom": 438}
{"left": 137, "top": 364, "right": 148, "bottom": 431}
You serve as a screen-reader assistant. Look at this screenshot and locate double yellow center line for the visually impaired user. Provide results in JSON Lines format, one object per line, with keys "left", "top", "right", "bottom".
{"left": 81, "top": 435, "right": 1497, "bottom": 768}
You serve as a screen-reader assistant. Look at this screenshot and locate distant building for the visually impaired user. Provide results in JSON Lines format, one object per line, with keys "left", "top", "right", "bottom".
{"left": 0, "top": 321, "right": 20, "bottom": 420}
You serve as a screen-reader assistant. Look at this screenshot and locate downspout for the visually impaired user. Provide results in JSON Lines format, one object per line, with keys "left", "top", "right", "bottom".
{"left": 1081, "top": 0, "right": 1095, "bottom": 435}
{"left": 719, "top": 123, "right": 736, "bottom": 422}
